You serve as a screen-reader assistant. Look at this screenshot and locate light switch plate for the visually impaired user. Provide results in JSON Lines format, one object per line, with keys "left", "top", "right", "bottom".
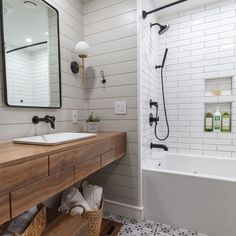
{"left": 72, "top": 110, "right": 78, "bottom": 123}
{"left": 115, "top": 101, "right": 127, "bottom": 115}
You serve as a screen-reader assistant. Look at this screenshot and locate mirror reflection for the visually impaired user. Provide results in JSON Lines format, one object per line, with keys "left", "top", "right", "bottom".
{"left": 2, "top": 0, "right": 61, "bottom": 108}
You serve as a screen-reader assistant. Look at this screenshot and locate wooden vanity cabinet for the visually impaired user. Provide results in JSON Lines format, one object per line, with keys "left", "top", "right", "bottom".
{"left": 49, "top": 138, "right": 110, "bottom": 175}
{"left": 74, "top": 155, "right": 101, "bottom": 181}
{"left": 0, "top": 132, "right": 126, "bottom": 224}
{"left": 0, "top": 194, "right": 10, "bottom": 224}
{"left": 0, "top": 156, "right": 48, "bottom": 196}
{"left": 101, "top": 145, "right": 126, "bottom": 167}
{"left": 11, "top": 170, "right": 75, "bottom": 218}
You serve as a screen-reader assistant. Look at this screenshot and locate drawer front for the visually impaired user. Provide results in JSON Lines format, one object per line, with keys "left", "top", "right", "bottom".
{"left": 111, "top": 133, "right": 126, "bottom": 149}
{"left": 0, "top": 156, "right": 48, "bottom": 196}
{"left": 50, "top": 139, "right": 110, "bottom": 175}
{"left": 11, "top": 170, "right": 74, "bottom": 218}
{"left": 0, "top": 194, "right": 10, "bottom": 224}
{"left": 101, "top": 145, "right": 126, "bottom": 168}
{"left": 75, "top": 155, "right": 101, "bottom": 182}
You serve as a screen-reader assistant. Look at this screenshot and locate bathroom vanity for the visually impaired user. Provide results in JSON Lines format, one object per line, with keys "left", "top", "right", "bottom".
{"left": 0, "top": 132, "right": 126, "bottom": 227}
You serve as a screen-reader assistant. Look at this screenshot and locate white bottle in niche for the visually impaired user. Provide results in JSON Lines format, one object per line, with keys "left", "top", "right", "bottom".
{"left": 213, "top": 107, "right": 221, "bottom": 132}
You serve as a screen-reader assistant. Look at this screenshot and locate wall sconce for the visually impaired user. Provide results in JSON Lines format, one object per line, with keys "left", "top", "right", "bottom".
{"left": 71, "top": 41, "right": 90, "bottom": 79}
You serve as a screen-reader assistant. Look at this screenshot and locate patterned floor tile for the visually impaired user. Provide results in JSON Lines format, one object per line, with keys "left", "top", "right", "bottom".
{"left": 125, "top": 219, "right": 159, "bottom": 232}
{"left": 156, "top": 233, "right": 171, "bottom": 236}
{"left": 103, "top": 211, "right": 127, "bottom": 224}
{"left": 103, "top": 212, "right": 206, "bottom": 236}
{"left": 118, "top": 224, "right": 156, "bottom": 236}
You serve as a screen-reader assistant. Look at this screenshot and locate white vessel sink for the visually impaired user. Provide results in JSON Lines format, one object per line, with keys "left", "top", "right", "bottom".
{"left": 13, "top": 132, "right": 97, "bottom": 146}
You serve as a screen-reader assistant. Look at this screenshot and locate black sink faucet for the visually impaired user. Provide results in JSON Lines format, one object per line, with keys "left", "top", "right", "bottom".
{"left": 150, "top": 142, "right": 168, "bottom": 151}
{"left": 32, "top": 115, "right": 56, "bottom": 129}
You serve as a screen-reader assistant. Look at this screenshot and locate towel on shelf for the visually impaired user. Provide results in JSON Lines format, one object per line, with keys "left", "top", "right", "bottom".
{"left": 3, "top": 206, "right": 38, "bottom": 235}
{"left": 58, "top": 187, "right": 91, "bottom": 216}
{"left": 82, "top": 182, "right": 103, "bottom": 211}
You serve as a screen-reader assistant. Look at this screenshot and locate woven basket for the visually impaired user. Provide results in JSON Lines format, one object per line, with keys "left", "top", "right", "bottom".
{"left": 69, "top": 199, "right": 104, "bottom": 236}
{"left": 0, "top": 204, "right": 46, "bottom": 236}
{"left": 69, "top": 181, "right": 104, "bottom": 236}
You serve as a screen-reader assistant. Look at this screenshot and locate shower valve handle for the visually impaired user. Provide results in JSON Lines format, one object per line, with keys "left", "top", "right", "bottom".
{"left": 149, "top": 113, "right": 159, "bottom": 126}
{"left": 150, "top": 99, "right": 159, "bottom": 120}
{"left": 150, "top": 99, "right": 158, "bottom": 108}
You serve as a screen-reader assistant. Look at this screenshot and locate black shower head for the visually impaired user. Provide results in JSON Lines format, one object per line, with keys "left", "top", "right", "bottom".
{"left": 150, "top": 23, "right": 170, "bottom": 35}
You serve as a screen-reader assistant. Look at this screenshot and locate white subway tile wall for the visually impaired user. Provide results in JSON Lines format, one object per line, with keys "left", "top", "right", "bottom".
{"left": 83, "top": 0, "right": 140, "bottom": 207}
{"left": 0, "top": 0, "right": 86, "bottom": 140}
{"left": 31, "top": 49, "right": 50, "bottom": 106}
{"left": 139, "top": 0, "right": 160, "bottom": 163}
{"left": 6, "top": 49, "right": 33, "bottom": 105}
{"left": 156, "top": 0, "right": 236, "bottom": 157}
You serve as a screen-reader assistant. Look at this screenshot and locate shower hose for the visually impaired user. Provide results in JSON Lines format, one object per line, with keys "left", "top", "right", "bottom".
{"left": 154, "top": 67, "right": 170, "bottom": 141}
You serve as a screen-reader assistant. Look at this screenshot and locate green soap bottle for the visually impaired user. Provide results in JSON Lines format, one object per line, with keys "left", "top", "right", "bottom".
{"left": 221, "top": 112, "right": 231, "bottom": 132}
{"left": 205, "top": 111, "right": 213, "bottom": 132}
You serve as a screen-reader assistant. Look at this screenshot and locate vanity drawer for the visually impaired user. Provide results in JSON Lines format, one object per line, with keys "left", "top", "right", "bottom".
{"left": 0, "top": 194, "right": 10, "bottom": 224}
{"left": 111, "top": 133, "right": 126, "bottom": 149}
{"left": 75, "top": 155, "right": 101, "bottom": 182}
{"left": 11, "top": 170, "right": 74, "bottom": 218}
{"left": 50, "top": 139, "right": 110, "bottom": 175}
{"left": 101, "top": 145, "right": 126, "bottom": 167}
{"left": 0, "top": 156, "right": 49, "bottom": 196}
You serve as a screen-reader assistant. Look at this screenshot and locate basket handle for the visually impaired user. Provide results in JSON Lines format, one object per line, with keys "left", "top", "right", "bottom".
{"left": 69, "top": 204, "right": 86, "bottom": 216}
{"left": 78, "top": 179, "right": 87, "bottom": 193}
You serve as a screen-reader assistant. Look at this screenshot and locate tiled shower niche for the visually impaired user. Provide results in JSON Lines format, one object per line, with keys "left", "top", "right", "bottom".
{"left": 205, "top": 77, "right": 232, "bottom": 97}
{"left": 204, "top": 103, "right": 232, "bottom": 133}
{"left": 204, "top": 77, "right": 233, "bottom": 133}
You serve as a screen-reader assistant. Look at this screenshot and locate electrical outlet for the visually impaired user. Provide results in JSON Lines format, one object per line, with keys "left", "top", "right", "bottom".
{"left": 72, "top": 110, "right": 78, "bottom": 123}
{"left": 115, "top": 101, "right": 127, "bottom": 115}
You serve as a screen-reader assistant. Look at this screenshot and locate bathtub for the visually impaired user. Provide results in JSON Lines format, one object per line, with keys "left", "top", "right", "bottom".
{"left": 142, "top": 152, "right": 236, "bottom": 236}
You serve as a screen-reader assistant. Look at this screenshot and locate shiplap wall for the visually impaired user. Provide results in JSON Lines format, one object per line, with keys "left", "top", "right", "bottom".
{"left": 157, "top": 0, "right": 236, "bottom": 157}
{"left": 0, "top": 0, "right": 87, "bottom": 141}
{"left": 83, "top": 0, "right": 140, "bottom": 207}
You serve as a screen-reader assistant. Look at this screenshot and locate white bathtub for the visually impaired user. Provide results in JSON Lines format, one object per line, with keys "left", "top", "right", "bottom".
{"left": 142, "top": 152, "right": 236, "bottom": 236}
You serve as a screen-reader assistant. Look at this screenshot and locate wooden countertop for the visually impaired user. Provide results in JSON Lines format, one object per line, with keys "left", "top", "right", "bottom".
{"left": 0, "top": 132, "right": 126, "bottom": 169}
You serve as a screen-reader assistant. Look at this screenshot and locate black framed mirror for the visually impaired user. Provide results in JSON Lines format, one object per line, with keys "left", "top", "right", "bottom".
{"left": 0, "top": 0, "right": 61, "bottom": 108}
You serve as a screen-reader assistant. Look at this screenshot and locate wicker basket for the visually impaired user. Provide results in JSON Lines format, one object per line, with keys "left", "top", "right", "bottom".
{"left": 0, "top": 204, "right": 46, "bottom": 236}
{"left": 69, "top": 198, "right": 104, "bottom": 236}
{"left": 69, "top": 181, "right": 104, "bottom": 236}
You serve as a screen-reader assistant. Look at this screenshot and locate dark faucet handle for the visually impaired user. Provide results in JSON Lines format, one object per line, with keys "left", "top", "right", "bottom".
{"left": 150, "top": 99, "right": 158, "bottom": 108}
{"left": 32, "top": 116, "right": 40, "bottom": 124}
{"left": 45, "top": 115, "right": 56, "bottom": 121}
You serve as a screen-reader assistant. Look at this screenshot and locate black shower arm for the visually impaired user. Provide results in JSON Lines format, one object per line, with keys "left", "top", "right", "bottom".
{"left": 150, "top": 23, "right": 161, "bottom": 28}
{"left": 142, "top": 0, "right": 188, "bottom": 19}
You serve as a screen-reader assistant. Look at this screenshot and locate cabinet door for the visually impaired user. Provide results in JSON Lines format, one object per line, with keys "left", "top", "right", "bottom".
{"left": 0, "top": 194, "right": 10, "bottom": 224}
{"left": 0, "top": 156, "right": 48, "bottom": 196}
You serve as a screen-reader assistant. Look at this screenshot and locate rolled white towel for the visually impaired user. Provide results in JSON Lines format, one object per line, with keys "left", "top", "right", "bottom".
{"left": 83, "top": 184, "right": 103, "bottom": 211}
{"left": 58, "top": 187, "right": 91, "bottom": 216}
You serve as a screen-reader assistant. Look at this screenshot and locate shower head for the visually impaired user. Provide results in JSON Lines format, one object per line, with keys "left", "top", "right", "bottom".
{"left": 150, "top": 23, "right": 170, "bottom": 35}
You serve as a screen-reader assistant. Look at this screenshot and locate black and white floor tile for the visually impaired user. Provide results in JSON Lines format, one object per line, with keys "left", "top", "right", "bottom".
{"left": 103, "top": 211, "right": 207, "bottom": 236}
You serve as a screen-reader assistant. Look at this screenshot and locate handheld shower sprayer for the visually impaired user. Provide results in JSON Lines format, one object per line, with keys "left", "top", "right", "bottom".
{"left": 152, "top": 48, "right": 170, "bottom": 141}
{"left": 156, "top": 48, "right": 168, "bottom": 69}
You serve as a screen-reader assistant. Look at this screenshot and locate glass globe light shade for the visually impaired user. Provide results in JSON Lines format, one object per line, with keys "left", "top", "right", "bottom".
{"left": 75, "top": 41, "right": 90, "bottom": 57}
